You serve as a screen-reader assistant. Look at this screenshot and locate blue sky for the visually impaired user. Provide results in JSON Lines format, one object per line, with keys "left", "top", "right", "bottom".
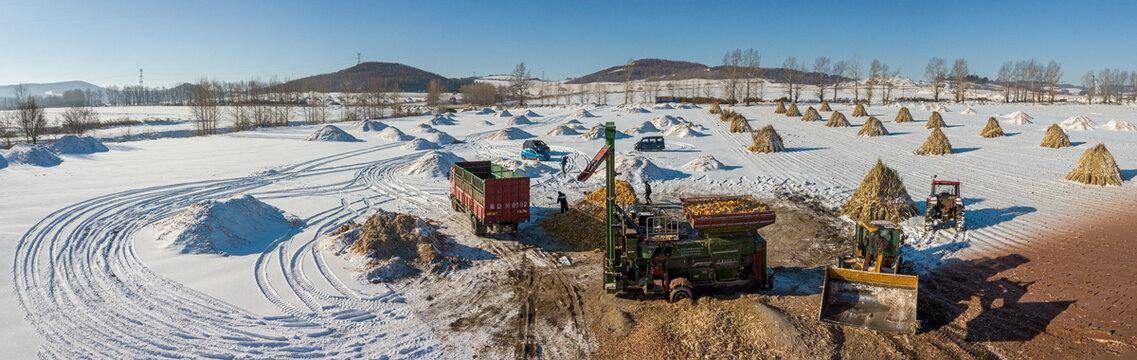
{"left": 1, "top": 0, "right": 1134, "bottom": 87}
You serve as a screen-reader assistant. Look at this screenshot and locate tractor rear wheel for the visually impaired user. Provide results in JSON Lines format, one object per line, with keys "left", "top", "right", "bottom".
{"left": 668, "top": 278, "right": 693, "bottom": 302}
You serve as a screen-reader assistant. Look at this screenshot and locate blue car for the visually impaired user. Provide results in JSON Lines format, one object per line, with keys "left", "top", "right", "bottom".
{"left": 521, "top": 139, "right": 551, "bottom": 161}
{"left": 634, "top": 136, "right": 665, "bottom": 152}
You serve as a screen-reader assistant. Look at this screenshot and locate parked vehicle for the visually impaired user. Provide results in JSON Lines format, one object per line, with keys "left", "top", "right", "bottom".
{"left": 521, "top": 139, "right": 551, "bottom": 161}
{"left": 449, "top": 161, "right": 530, "bottom": 235}
{"left": 634, "top": 136, "right": 665, "bottom": 152}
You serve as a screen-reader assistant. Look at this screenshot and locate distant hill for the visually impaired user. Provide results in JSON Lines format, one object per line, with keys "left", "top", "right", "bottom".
{"left": 568, "top": 58, "right": 849, "bottom": 85}
{"left": 0, "top": 81, "right": 106, "bottom": 98}
{"left": 283, "top": 62, "right": 471, "bottom": 93}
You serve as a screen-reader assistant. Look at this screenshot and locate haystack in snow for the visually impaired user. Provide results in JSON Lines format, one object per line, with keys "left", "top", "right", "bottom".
{"left": 398, "top": 151, "right": 465, "bottom": 177}
{"left": 504, "top": 115, "right": 533, "bottom": 126}
{"left": 376, "top": 127, "right": 413, "bottom": 141}
{"left": 304, "top": 125, "right": 360, "bottom": 142}
{"left": 851, "top": 103, "right": 868, "bottom": 117}
{"left": 784, "top": 103, "right": 802, "bottom": 117}
{"left": 826, "top": 111, "right": 850, "bottom": 127}
{"left": 546, "top": 124, "right": 580, "bottom": 136}
{"left": 719, "top": 110, "right": 738, "bottom": 122}
{"left": 1065, "top": 144, "right": 1123, "bottom": 186}
{"left": 980, "top": 117, "right": 1005, "bottom": 138}
{"left": 402, "top": 138, "right": 441, "bottom": 150}
{"left": 570, "top": 109, "right": 597, "bottom": 119}
{"left": 841, "top": 159, "right": 919, "bottom": 223}
{"left": 0, "top": 154, "right": 7, "bottom": 170}
{"left": 1060, "top": 115, "right": 1096, "bottom": 131}
{"left": 802, "top": 106, "right": 822, "bottom": 121}
{"left": 894, "top": 107, "right": 913, "bottom": 123}
{"left": 1040, "top": 124, "right": 1071, "bottom": 148}
{"left": 730, "top": 116, "right": 752, "bottom": 133}
{"left": 914, "top": 128, "right": 953, "bottom": 155}
{"left": 1102, "top": 120, "right": 1137, "bottom": 132}
{"left": 819, "top": 100, "right": 832, "bottom": 112}
{"left": 773, "top": 101, "right": 786, "bottom": 114}
{"left": 857, "top": 116, "right": 889, "bottom": 137}
{"left": 710, "top": 102, "right": 723, "bottom": 114}
{"left": 680, "top": 155, "right": 726, "bottom": 172}
{"left": 478, "top": 120, "right": 495, "bottom": 126}
{"left": 484, "top": 127, "right": 536, "bottom": 141}
{"left": 748, "top": 125, "right": 785, "bottom": 153}
{"left": 354, "top": 120, "right": 389, "bottom": 132}
{"left": 926, "top": 111, "right": 946, "bottom": 129}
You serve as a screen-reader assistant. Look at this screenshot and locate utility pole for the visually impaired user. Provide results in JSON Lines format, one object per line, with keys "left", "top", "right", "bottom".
{"left": 139, "top": 68, "right": 143, "bottom": 87}
{"left": 357, "top": 53, "right": 361, "bottom": 65}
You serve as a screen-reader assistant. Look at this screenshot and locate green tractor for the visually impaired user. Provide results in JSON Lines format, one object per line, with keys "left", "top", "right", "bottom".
{"left": 819, "top": 220, "right": 919, "bottom": 333}
{"left": 577, "top": 122, "right": 774, "bottom": 301}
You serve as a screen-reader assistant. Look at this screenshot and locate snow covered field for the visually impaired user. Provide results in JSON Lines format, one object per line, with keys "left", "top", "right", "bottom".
{"left": 1, "top": 103, "right": 1135, "bottom": 357}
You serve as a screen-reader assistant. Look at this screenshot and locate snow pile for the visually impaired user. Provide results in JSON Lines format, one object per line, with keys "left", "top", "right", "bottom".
{"left": 0, "top": 155, "right": 6, "bottom": 170}
{"left": 504, "top": 115, "right": 533, "bottom": 126}
{"left": 614, "top": 154, "right": 684, "bottom": 183}
{"left": 935, "top": 105, "right": 950, "bottom": 112}
{"left": 662, "top": 124, "right": 705, "bottom": 137}
{"left": 625, "top": 107, "right": 650, "bottom": 114}
{"left": 402, "top": 138, "right": 441, "bottom": 150}
{"left": 676, "top": 103, "right": 699, "bottom": 109}
{"left": 3, "top": 144, "right": 62, "bottom": 167}
{"left": 354, "top": 120, "right": 389, "bottom": 132}
{"left": 476, "top": 108, "right": 495, "bottom": 115}
{"left": 920, "top": 104, "right": 932, "bottom": 111}
{"left": 546, "top": 124, "right": 581, "bottom": 136}
{"left": 494, "top": 109, "right": 513, "bottom": 118}
{"left": 1004, "top": 111, "right": 1034, "bottom": 125}
{"left": 425, "top": 114, "right": 456, "bottom": 126}
{"left": 581, "top": 125, "right": 632, "bottom": 140}
{"left": 157, "top": 194, "right": 299, "bottom": 255}
{"left": 376, "top": 127, "right": 413, "bottom": 141}
{"left": 48, "top": 135, "right": 109, "bottom": 154}
{"left": 563, "top": 118, "right": 584, "bottom": 125}
{"left": 521, "top": 109, "right": 541, "bottom": 117}
{"left": 570, "top": 109, "right": 597, "bottom": 118}
{"left": 484, "top": 127, "right": 536, "bottom": 140}
{"left": 410, "top": 123, "right": 435, "bottom": 133}
{"left": 680, "top": 155, "right": 726, "bottom": 172}
{"left": 419, "top": 130, "right": 458, "bottom": 144}
{"left": 961, "top": 107, "right": 977, "bottom": 115}
{"left": 1101, "top": 120, "right": 1137, "bottom": 132}
{"left": 304, "top": 125, "right": 360, "bottom": 142}
{"left": 494, "top": 157, "right": 554, "bottom": 177}
{"left": 1060, "top": 116, "right": 1097, "bottom": 131}
{"left": 478, "top": 119, "right": 495, "bottom": 126}
{"left": 625, "top": 121, "right": 660, "bottom": 134}
{"left": 650, "top": 114, "right": 682, "bottom": 128}
{"left": 653, "top": 103, "right": 674, "bottom": 110}
{"left": 398, "top": 151, "right": 466, "bottom": 177}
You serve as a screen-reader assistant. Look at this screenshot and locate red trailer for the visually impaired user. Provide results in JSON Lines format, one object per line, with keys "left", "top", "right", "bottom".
{"left": 449, "top": 161, "right": 530, "bottom": 235}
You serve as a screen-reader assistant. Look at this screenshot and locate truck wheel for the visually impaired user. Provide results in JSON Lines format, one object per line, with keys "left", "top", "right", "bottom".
{"left": 668, "top": 278, "right": 693, "bottom": 302}
{"left": 450, "top": 197, "right": 460, "bottom": 211}
{"left": 468, "top": 214, "right": 481, "bottom": 235}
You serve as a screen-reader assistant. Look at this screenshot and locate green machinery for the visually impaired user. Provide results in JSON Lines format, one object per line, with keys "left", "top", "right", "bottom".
{"left": 577, "top": 122, "right": 775, "bottom": 301}
{"left": 820, "top": 220, "right": 919, "bottom": 333}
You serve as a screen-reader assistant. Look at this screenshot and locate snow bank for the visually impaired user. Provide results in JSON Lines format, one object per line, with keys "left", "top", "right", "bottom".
{"left": 304, "top": 125, "right": 360, "bottom": 142}
{"left": 157, "top": 194, "right": 299, "bottom": 255}
{"left": 3, "top": 144, "right": 63, "bottom": 167}
{"left": 546, "top": 124, "right": 580, "bottom": 136}
{"left": 484, "top": 127, "right": 536, "bottom": 140}
{"left": 1060, "top": 116, "right": 1096, "bottom": 131}
{"left": 398, "top": 151, "right": 465, "bottom": 177}
{"left": 376, "top": 127, "right": 413, "bottom": 141}
{"left": 402, "top": 138, "right": 441, "bottom": 150}
{"left": 680, "top": 155, "right": 726, "bottom": 172}
{"left": 625, "top": 121, "right": 660, "bottom": 134}
{"left": 570, "top": 109, "right": 597, "bottom": 118}
{"left": 354, "top": 120, "right": 389, "bottom": 132}
{"left": 615, "top": 154, "right": 684, "bottom": 183}
{"left": 504, "top": 115, "right": 532, "bottom": 126}
{"left": 662, "top": 125, "right": 705, "bottom": 137}
{"left": 48, "top": 135, "right": 109, "bottom": 154}
{"left": 1102, "top": 120, "right": 1137, "bottom": 132}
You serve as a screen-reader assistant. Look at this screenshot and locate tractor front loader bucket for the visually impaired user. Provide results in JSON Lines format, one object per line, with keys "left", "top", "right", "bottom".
{"left": 819, "top": 267, "right": 918, "bottom": 334}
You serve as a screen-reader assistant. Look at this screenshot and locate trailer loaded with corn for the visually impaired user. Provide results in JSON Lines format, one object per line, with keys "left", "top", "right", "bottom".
{"left": 449, "top": 161, "right": 530, "bottom": 236}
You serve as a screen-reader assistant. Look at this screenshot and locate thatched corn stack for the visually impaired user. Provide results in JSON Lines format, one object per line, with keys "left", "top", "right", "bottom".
{"left": 686, "top": 197, "right": 769, "bottom": 215}
{"left": 729, "top": 114, "right": 752, "bottom": 133}
{"left": 926, "top": 111, "right": 946, "bottom": 128}
{"left": 826, "top": 111, "right": 850, "bottom": 127}
{"left": 980, "top": 117, "right": 1005, "bottom": 138}
{"left": 914, "top": 128, "right": 953, "bottom": 155}
{"left": 819, "top": 100, "right": 832, "bottom": 112}
{"left": 540, "top": 181, "right": 638, "bottom": 250}
{"left": 841, "top": 159, "right": 919, "bottom": 223}
{"left": 894, "top": 107, "right": 913, "bottom": 123}
{"left": 774, "top": 101, "right": 786, "bottom": 114}
{"left": 852, "top": 103, "right": 869, "bottom": 117}
{"left": 719, "top": 109, "right": 733, "bottom": 121}
{"left": 710, "top": 102, "right": 722, "bottom": 115}
{"left": 857, "top": 116, "right": 889, "bottom": 137}
{"left": 748, "top": 125, "right": 785, "bottom": 153}
{"left": 784, "top": 103, "right": 802, "bottom": 117}
{"left": 1065, "top": 143, "right": 1123, "bottom": 186}
{"left": 802, "top": 106, "right": 822, "bottom": 121}
{"left": 1040, "top": 124, "right": 1071, "bottom": 148}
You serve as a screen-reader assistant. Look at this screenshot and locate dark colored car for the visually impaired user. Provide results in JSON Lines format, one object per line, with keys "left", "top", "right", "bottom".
{"left": 634, "top": 136, "right": 665, "bottom": 152}
{"left": 521, "top": 139, "right": 551, "bottom": 160}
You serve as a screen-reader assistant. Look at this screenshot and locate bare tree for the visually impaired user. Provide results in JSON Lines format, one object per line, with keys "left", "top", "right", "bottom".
{"left": 813, "top": 57, "right": 830, "bottom": 102}
{"left": 925, "top": 57, "right": 947, "bottom": 102}
{"left": 190, "top": 78, "right": 221, "bottom": 135}
{"left": 510, "top": 62, "right": 532, "bottom": 106}
{"left": 1081, "top": 71, "right": 1096, "bottom": 104}
{"left": 1099, "top": 69, "right": 1114, "bottom": 104}
{"left": 623, "top": 58, "right": 635, "bottom": 105}
{"left": 61, "top": 105, "right": 97, "bottom": 135}
{"left": 742, "top": 48, "right": 761, "bottom": 104}
{"left": 782, "top": 57, "right": 800, "bottom": 102}
{"left": 1043, "top": 61, "right": 1063, "bottom": 103}
{"left": 1, "top": 111, "right": 16, "bottom": 148}
{"left": 830, "top": 60, "right": 848, "bottom": 102}
{"left": 883, "top": 67, "right": 900, "bottom": 103}
{"left": 1130, "top": 71, "right": 1137, "bottom": 103}
{"left": 950, "top": 59, "right": 969, "bottom": 102}
{"left": 427, "top": 79, "right": 443, "bottom": 110}
{"left": 848, "top": 56, "right": 862, "bottom": 102}
{"left": 14, "top": 85, "right": 48, "bottom": 144}
{"left": 997, "top": 62, "right": 1013, "bottom": 103}
{"left": 867, "top": 59, "right": 886, "bottom": 104}
{"left": 721, "top": 49, "right": 743, "bottom": 104}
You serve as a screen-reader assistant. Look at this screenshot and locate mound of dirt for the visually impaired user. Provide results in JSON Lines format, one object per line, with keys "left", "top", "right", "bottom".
{"left": 662, "top": 124, "right": 705, "bottom": 137}
{"left": 402, "top": 138, "right": 441, "bottom": 150}
{"left": 651, "top": 115, "right": 681, "bottom": 128}
{"left": 304, "top": 125, "right": 360, "bottom": 142}
{"left": 420, "top": 130, "right": 459, "bottom": 144}
{"left": 354, "top": 120, "right": 389, "bottom": 132}
{"left": 376, "top": 127, "right": 413, "bottom": 141}
{"left": 570, "top": 109, "right": 597, "bottom": 119}
{"left": 484, "top": 127, "right": 536, "bottom": 140}
{"left": 3, "top": 144, "right": 63, "bottom": 167}
{"left": 547, "top": 124, "right": 581, "bottom": 136}
{"left": 625, "top": 121, "right": 660, "bottom": 134}
{"left": 1102, "top": 119, "right": 1137, "bottom": 131}
{"left": 581, "top": 125, "right": 632, "bottom": 140}
{"left": 398, "top": 151, "right": 465, "bottom": 177}
{"left": 504, "top": 115, "right": 533, "bottom": 126}
{"left": 494, "top": 109, "right": 513, "bottom": 118}
{"left": 1060, "top": 115, "right": 1096, "bottom": 131}
{"left": 322, "top": 210, "right": 465, "bottom": 282}
{"left": 615, "top": 154, "right": 683, "bottom": 183}
{"left": 157, "top": 194, "right": 300, "bottom": 255}
{"left": 48, "top": 135, "right": 109, "bottom": 154}
{"left": 680, "top": 155, "right": 725, "bottom": 172}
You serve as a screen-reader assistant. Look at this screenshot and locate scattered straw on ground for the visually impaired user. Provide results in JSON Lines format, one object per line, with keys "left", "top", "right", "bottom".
{"left": 1040, "top": 124, "right": 1071, "bottom": 148}
{"left": 1065, "top": 143, "right": 1123, "bottom": 186}
{"left": 980, "top": 117, "right": 1005, "bottom": 138}
{"left": 926, "top": 111, "right": 946, "bottom": 128}
{"left": 894, "top": 107, "right": 913, "bottom": 123}
{"left": 784, "top": 103, "right": 802, "bottom": 117}
{"left": 802, "top": 107, "right": 821, "bottom": 121}
{"left": 842, "top": 159, "right": 919, "bottom": 223}
{"left": 826, "top": 111, "right": 849, "bottom": 127}
{"left": 541, "top": 181, "right": 637, "bottom": 250}
{"left": 748, "top": 125, "right": 785, "bottom": 153}
{"left": 857, "top": 116, "right": 889, "bottom": 137}
{"left": 851, "top": 103, "right": 868, "bottom": 117}
{"left": 914, "top": 128, "right": 953, "bottom": 155}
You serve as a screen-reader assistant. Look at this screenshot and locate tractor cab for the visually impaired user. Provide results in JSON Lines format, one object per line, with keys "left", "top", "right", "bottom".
{"left": 821, "top": 220, "right": 918, "bottom": 334}
{"left": 521, "top": 139, "right": 551, "bottom": 161}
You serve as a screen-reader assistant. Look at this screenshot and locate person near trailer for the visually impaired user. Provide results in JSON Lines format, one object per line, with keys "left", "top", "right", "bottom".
{"left": 556, "top": 191, "right": 569, "bottom": 213}
{"left": 643, "top": 181, "right": 652, "bottom": 205}
{"left": 561, "top": 156, "right": 568, "bottom": 173}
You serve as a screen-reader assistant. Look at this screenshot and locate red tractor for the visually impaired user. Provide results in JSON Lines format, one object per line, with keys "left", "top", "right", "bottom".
{"left": 925, "top": 177, "right": 964, "bottom": 232}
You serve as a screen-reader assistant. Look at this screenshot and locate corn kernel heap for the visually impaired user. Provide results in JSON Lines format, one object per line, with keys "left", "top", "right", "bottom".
{"left": 541, "top": 181, "right": 638, "bottom": 251}
{"left": 685, "top": 197, "right": 768, "bottom": 215}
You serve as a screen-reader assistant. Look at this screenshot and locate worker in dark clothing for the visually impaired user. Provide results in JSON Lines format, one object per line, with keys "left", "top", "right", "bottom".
{"left": 557, "top": 192, "right": 569, "bottom": 213}
{"left": 643, "top": 181, "right": 652, "bottom": 205}
{"left": 561, "top": 156, "right": 568, "bottom": 173}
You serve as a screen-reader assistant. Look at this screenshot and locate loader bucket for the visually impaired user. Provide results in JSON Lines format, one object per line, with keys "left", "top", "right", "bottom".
{"left": 819, "top": 267, "right": 918, "bottom": 334}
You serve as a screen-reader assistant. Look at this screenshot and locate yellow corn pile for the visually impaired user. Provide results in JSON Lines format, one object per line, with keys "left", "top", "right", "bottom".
{"left": 541, "top": 181, "right": 639, "bottom": 250}
{"left": 583, "top": 180, "right": 638, "bottom": 209}
{"left": 685, "top": 197, "right": 768, "bottom": 215}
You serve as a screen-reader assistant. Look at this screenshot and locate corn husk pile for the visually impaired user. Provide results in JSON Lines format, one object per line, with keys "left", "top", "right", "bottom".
{"left": 685, "top": 197, "right": 769, "bottom": 215}
{"left": 826, "top": 111, "right": 850, "bottom": 127}
{"left": 729, "top": 115, "right": 752, "bottom": 133}
{"left": 914, "top": 128, "right": 953, "bottom": 155}
{"left": 774, "top": 101, "right": 786, "bottom": 114}
{"left": 980, "top": 117, "right": 1005, "bottom": 138}
{"left": 851, "top": 103, "right": 868, "bottom": 117}
{"left": 820, "top": 100, "right": 832, "bottom": 112}
{"left": 784, "top": 103, "right": 802, "bottom": 117}
{"left": 894, "top": 107, "right": 913, "bottom": 123}
{"left": 926, "top": 111, "right": 946, "bottom": 128}
{"left": 857, "top": 116, "right": 889, "bottom": 137}
{"left": 1065, "top": 143, "right": 1123, "bottom": 186}
{"left": 1040, "top": 124, "right": 1071, "bottom": 148}
{"left": 841, "top": 159, "right": 919, "bottom": 223}
{"left": 710, "top": 102, "right": 722, "bottom": 115}
{"left": 335, "top": 210, "right": 465, "bottom": 277}
{"left": 801, "top": 106, "right": 822, "bottom": 121}
{"left": 719, "top": 109, "right": 739, "bottom": 122}
{"left": 540, "top": 181, "right": 638, "bottom": 250}
{"left": 748, "top": 125, "right": 785, "bottom": 153}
